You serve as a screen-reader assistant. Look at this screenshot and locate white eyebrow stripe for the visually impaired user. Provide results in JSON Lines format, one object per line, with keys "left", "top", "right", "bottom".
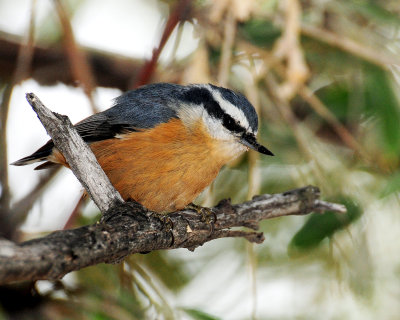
{"left": 208, "top": 85, "right": 251, "bottom": 131}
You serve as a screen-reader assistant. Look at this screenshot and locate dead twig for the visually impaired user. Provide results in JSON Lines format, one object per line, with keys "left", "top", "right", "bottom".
{"left": 25, "top": 93, "right": 123, "bottom": 212}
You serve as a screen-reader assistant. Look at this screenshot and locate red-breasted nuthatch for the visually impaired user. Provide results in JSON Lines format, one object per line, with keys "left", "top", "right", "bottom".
{"left": 12, "top": 83, "right": 273, "bottom": 213}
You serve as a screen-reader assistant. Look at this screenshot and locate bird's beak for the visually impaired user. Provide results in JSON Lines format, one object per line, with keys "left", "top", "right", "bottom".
{"left": 239, "top": 133, "right": 274, "bottom": 156}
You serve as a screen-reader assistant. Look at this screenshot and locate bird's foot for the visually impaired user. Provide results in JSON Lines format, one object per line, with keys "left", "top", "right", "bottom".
{"left": 150, "top": 212, "right": 174, "bottom": 247}
{"left": 186, "top": 203, "right": 217, "bottom": 234}
{"left": 150, "top": 212, "right": 174, "bottom": 232}
{"left": 101, "top": 199, "right": 149, "bottom": 224}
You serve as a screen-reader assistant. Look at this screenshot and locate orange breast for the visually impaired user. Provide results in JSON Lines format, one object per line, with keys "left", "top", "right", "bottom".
{"left": 78, "top": 119, "right": 237, "bottom": 213}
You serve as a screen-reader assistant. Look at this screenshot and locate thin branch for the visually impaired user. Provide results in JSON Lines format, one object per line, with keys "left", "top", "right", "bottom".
{"left": 301, "top": 24, "right": 400, "bottom": 68}
{"left": 13, "top": 0, "right": 36, "bottom": 84}
{"left": 9, "top": 167, "right": 60, "bottom": 229}
{"left": 169, "top": 22, "right": 185, "bottom": 64}
{"left": 24, "top": 93, "right": 123, "bottom": 212}
{"left": 218, "top": 8, "right": 236, "bottom": 86}
{"left": 264, "top": 73, "right": 328, "bottom": 189}
{"left": 272, "top": 0, "right": 309, "bottom": 100}
{"left": 132, "top": 0, "right": 192, "bottom": 87}
{"left": 63, "top": 193, "right": 87, "bottom": 229}
{"left": 298, "top": 85, "right": 369, "bottom": 159}
{"left": 0, "top": 0, "right": 37, "bottom": 237}
{"left": 0, "top": 84, "right": 12, "bottom": 215}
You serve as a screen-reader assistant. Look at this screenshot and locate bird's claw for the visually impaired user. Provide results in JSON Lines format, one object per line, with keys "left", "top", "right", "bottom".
{"left": 186, "top": 203, "right": 217, "bottom": 235}
{"left": 150, "top": 212, "right": 174, "bottom": 246}
{"left": 151, "top": 212, "right": 174, "bottom": 232}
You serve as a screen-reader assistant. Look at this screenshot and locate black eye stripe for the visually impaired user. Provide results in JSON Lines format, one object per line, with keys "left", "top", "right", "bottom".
{"left": 209, "top": 84, "right": 258, "bottom": 132}
{"left": 181, "top": 87, "right": 246, "bottom": 134}
{"left": 223, "top": 114, "right": 243, "bottom": 133}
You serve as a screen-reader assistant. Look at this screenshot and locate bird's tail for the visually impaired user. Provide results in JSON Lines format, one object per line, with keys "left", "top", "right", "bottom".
{"left": 11, "top": 141, "right": 57, "bottom": 170}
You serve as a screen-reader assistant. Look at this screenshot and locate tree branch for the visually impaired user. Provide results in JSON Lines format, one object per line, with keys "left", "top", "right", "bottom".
{"left": 0, "top": 185, "right": 345, "bottom": 284}
{"left": 133, "top": 0, "right": 192, "bottom": 87}
{"left": 25, "top": 93, "right": 123, "bottom": 213}
{"left": 0, "top": 93, "right": 346, "bottom": 284}
{"left": 0, "top": 32, "right": 143, "bottom": 91}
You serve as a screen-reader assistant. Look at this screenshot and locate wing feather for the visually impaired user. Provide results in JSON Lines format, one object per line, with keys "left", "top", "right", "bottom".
{"left": 12, "top": 83, "right": 184, "bottom": 167}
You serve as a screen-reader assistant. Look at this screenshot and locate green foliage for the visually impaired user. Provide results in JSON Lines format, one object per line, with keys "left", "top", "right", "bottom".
{"left": 73, "top": 264, "right": 146, "bottom": 319}
{"left": 302, "top": 35, "right": 364, "bottom": 74}
{"left": 362, "top": 63, "right": 400, "bottom": 157}
{"left": 308, "top": 59, "right": 400, "bottom": 161}
{"left": 380, "top": 170, "right": 400, "bottom": 197}
{"left": 343, "top": 0, "right": 400, "bottom": 26}
{"left": 181, "top": 308, "right": 222, "bottom": 320}
{"left": 315, "top": 82, "right": 352, "bottom": 122}
{"left": 208, "top": 46, "right": 222, "bottom": 68}
{"left": 239, "top": 19, "right": 281, "bottom": 48}
{"left": 289, "top": 197, "right": 362, "bottom": 252}
{"left": 136, "top": 251, "right": 190, "bottom": 291}
{"left": 91, "top": 312, "right": 114, "bottom": 320}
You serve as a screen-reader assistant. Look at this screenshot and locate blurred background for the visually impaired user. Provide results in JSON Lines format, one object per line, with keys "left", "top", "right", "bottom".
{"left": 0, "top": 0, "right": 400, "bottom": 319}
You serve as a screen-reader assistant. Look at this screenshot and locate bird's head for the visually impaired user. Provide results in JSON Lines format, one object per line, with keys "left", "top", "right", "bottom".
{"left": 177, "top": 84, "right": 274, "bottom": 158}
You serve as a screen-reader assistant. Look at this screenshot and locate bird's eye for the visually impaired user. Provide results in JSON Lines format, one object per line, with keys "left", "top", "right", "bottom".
{"left": 226, "top": 117, "right": 234, "bottom": 125}
{"left": 223, "top": 115, "right": 243, "bottom": 133}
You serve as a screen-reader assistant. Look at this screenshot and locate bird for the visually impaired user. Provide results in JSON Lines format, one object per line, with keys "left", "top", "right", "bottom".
{"left": 12, "top": 83, "right": 274, "bottom": 213}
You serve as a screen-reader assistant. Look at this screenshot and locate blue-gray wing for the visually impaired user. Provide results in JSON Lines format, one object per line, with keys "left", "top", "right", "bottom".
{"left": 13, "top": 83, "right": 185, "bottom": 167}
{"left": 75, "top": 83, "right": 183, "bottom": 142}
